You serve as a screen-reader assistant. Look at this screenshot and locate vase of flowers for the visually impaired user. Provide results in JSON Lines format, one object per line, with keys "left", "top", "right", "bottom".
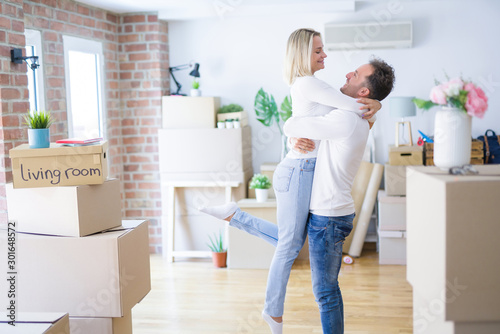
{"left": 413, "top": 76, "right": 488, "bottom": 169}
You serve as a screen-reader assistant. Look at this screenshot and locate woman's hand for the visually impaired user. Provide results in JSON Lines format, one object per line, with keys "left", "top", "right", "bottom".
{"left": 290, "top": 137, "right": 315, "bottom": 154}
{"left": 357, "top": 97, "right": 381, "bottom": 120}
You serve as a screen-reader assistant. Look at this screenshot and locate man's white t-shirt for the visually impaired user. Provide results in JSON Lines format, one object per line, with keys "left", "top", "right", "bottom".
{"left": 284, "top": 109, "right": 370, "bottom": 217}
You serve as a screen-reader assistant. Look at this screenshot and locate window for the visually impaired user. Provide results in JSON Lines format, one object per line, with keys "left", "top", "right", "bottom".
{"left": 63, "top": 36, "right": 105, "bottom": 139}
{"left": 25, "top": 29, "right": 45, "bottom": 111}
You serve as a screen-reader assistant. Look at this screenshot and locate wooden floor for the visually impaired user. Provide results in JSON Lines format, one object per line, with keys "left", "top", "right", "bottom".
{"left": 132, "top": 250, "right": 413, "bottom": 333}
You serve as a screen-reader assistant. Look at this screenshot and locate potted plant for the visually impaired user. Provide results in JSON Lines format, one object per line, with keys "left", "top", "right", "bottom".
{"left": 254, "top": 88, "right": 292, "bottom": 160}
{"left": 190, "top": 79, "right": 201, "bottom": 97}
{"left": 217, "top": 104, "right": 246, "bottom": 125}
{"left": 249, "top": 173, "right": 272, "bottom": 203}
{"left": 24, "top": 110, "right": 54, "bottom": 149}
{"left": 207, "top": 230, "right": 227, "bottom": 268}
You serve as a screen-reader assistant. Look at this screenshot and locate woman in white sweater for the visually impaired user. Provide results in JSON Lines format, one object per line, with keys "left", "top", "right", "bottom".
{"left": 200, "top": 28, "right": 381, "bottom": 333}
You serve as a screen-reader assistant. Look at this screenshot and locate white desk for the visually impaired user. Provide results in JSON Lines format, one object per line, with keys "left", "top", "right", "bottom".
{"left": 407, "top": 165, "right": 500, "bottom": 333}
{"left": 163, "top": 180, "right": 240, "bottom": 262}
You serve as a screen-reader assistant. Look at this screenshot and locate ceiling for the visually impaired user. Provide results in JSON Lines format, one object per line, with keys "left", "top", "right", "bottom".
{"left": 74, "top": 0, "right": 359, "bottom": 21}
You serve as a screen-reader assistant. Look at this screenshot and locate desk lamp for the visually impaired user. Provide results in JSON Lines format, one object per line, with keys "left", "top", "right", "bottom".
{"left": 169, "top": 62, "right": 200, "bottom": 95}
{"left": 390, "top": 96, "right": 416, "bottom": 147}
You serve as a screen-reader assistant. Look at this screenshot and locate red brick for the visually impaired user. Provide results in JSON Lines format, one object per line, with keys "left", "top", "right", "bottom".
{"left": 123, "top": 137, "right": 145, "bottom": 145}
{"left": 11, "top": 19, "right": 24, "bottom": 32}
{"left": 129, "top": 53, "right": 151, "bottom": 61}
{"left": 129, "top": 155, "right": 150, "bottom": 163}
{"left": 29, "top": 16, "right": 50, "bottom": 29}
{"left": 122, "top": 127, "right": 138, "bottom": 136}
{"left": 0, "top": 74, "right": 9, "bottom": 85}
{"left": 76, "top": 5, "right": 90, "bottom": 16}
{"left": 0, "top": 17, "right": 10, "bottom": 29}
{"left": 47, "top": 77, "right": 64, "bottom": 88}
{"left": 55, "top": 10, "right": 68, "bottom": 21}
{"left": 69, "top": 14, "right": 83, "bottom": 25}
{"left": 35, "top": 5, "right": 52, "bottom": 18}
{"left": 118, "top": 34, "right": 139, "bottom": 43}
{"left": 13, "top": 74, "right": 27, "bottom": 86}
{"left": 124, "top": 44, "right": 146, "bottom": 52}
{"left": 120, "top": 72, "right": 132, "bottom": 80}
{"left": 83, "top": 17, "right": 95, "bottom": 28}
{"left": 1, "top": 88, "right": 21, "bottom": 100}
{"left": 12, "top": 102, "right": 30, "bottom": 113}
{"left": 123, "top": 15, "right": 146, "bottom": 24}
{"left": 8, "top": 32, "right": 25, "bottom": 45}
{"left": 126, "top": 100, "right": 149, "bottom": 108}
{"left": 1, "top": 115, "right": 20, "bottom": 127}
{"left": 43, "top": 31, "right": 58, "bottom": 42}
{"left": 3, "top": 4, "right": 17, "bottom": 18}
{"left": 124, "top": 25, "right": 133, "bottom": 33}
{"left": 106, "top": 13, "right": 118, "bottom": 23}
{"left": 3, "top": 128, "right": 24, "bottom": 140}
{"left": 148, "top": 15, "right": 158, "bottom": 22}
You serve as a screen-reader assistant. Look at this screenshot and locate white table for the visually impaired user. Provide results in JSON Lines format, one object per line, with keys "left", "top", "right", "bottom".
{"left": 163, "top": 180, "right": 241, "bottom": 262}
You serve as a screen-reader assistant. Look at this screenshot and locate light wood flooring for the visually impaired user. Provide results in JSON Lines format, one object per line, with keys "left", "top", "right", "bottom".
{"left": 132, "top": 249, "right": 413, "bottom": 333}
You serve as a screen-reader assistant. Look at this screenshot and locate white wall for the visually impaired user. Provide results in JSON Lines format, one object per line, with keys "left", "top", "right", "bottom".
{"left": 169, "top": 0, "right": 500, "bottom": 170}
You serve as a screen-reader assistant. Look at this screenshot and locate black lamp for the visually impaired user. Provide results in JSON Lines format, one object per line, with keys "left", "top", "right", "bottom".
{"left": 11, "top": 48, "right": 40, "bottom": 70}
{"left": 169, "top": 62, "right": 200, "bottom": 95}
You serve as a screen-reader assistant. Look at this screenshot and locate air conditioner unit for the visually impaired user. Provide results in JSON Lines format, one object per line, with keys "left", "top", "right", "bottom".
{"left": 325, "top": 21, "right": 412, "bottom": 50}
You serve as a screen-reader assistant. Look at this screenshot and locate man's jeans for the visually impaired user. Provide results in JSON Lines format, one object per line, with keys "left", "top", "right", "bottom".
{"left": 229, "top": 157, "right": 316, "bottom": 317}
{"left": 308, "top": 212, "right": 355, "bottom": 334}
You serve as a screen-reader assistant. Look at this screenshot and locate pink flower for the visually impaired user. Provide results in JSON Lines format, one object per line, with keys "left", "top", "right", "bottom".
{"left": 464, "top": 83, "right": 488, "bottom": 118}
{"left": 430, "top": 85, "right": 446, "bottom": 105}
{"left": 442, "top": 77, "right": 464, "bottom": 96}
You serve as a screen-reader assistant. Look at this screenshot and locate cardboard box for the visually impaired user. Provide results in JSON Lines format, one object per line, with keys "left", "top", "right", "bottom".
{"left": 407, "top": 166, "right": 500, "bottom": 322}
{"left": 158, "top": 126, "right": 252, "bottom": 173}
{"left": 378, "top": 230, "right": 406, "bottom": 265}
{"left": 384, "top": 164, "right": 410, "bottom": 196}
{"left": 162, "top": 96, "right": 220, "bottom": 129}
{"left": 0, "top": 220, "right": 151, "bottom": 317}
{"left": 10, "top": 142, "right": 108, "bottom": 188}
{"left": 6, "top": 179, "right": 121, "bottom": 237}
{"left": 69, "top": 309, "right": 132, "bottom": 334}
{"left": 0, "top": 313, "right": 70, "bottom": 334}
{"left": 378, "top": 190, "right": 406, "bottom": 231}
{"left": 217, "top": 111, "right": 249, "bottom": 127}
{"left": 388, "top": 145, "right": 423, "bottom": 166}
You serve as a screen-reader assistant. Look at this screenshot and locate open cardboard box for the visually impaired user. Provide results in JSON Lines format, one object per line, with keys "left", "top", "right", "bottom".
{"left": 6, "top": 179, "right": 122, "bottom": 237}
{"left": 0, "top": 220, "right": 151, "bottom": 317}
{"left": 9, "top": 142, "right": 108, "bottom": 188}
{"left": 69, "top": 309, "right": 132, "bottom": 334}
{"left": 0, "top": 312, "right": 70, "bottom": 334}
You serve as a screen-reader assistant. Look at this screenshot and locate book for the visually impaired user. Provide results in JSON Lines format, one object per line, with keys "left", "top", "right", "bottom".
{"left": 56, "top": 138, "right": 103, "bottom": 145}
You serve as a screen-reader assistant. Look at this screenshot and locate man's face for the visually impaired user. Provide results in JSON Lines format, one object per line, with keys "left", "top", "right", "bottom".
{"left": 340, "top": 63, "right": 374, "bottom": 98}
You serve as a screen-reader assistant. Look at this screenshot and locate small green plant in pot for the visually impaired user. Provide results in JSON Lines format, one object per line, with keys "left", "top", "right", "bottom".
{"left": 24, "top": 110, "right": 54, "bottom": 149}
{"left": 190, "top": 79, "right": 201, "bottom": 97}
{"left": 249, "top": 173, "right": 272, "bottom": 203}
{"left": 207, "top": 229, "right": 227, "bottom": 268}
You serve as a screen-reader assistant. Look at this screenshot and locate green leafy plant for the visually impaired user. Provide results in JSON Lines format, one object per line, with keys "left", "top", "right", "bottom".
{"left": 207, "top": 230, "right": 226, "bottom": 253}
{"left": 23, "top": 110, "right": 54, "bottom": 129}
{"left": 254, "top": 88, "right": 292, "bottom": 135}
{"left": 218, "top": 103, "right": 244, "bottom": 114}
{"left": 249, "top": 173, "right": 272, "bottom": 189}
{"left": 192, "top": 79, "right": 200, "bottom": 89}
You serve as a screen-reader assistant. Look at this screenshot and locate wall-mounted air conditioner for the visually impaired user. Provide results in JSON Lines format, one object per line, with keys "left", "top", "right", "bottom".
{"left": 325, "top": 21, "right": 412, "bottom": 50}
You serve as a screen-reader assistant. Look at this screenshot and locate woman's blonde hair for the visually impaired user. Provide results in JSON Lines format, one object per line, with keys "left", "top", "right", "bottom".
{"left": 283, "top": 28, "right": 321, "bottom": 86}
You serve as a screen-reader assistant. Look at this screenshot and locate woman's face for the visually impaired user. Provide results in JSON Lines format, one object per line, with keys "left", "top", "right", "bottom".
{"left": 310, "top": 35, "right": 327, "bottom": 74}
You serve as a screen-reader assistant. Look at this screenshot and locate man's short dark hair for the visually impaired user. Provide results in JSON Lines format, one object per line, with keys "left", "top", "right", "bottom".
{"left": 366, "top": 57, "right": 395, "bottom": 101}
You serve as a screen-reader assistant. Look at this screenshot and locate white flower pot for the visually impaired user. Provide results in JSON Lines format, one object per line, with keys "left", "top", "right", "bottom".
{"left": 225, "top": 121, "right": 234, "bottom": 129}
{"left": 433, "top": 107, "right": 472, "bottom": 169}
{"left": 190, "top": 89, "right": 201, "bottom": 97}
{"left": 255, "top": 189, "right": 269, "bottom": 203}
{"left": 217, "top": 122, "right": 226, "bottom": 129}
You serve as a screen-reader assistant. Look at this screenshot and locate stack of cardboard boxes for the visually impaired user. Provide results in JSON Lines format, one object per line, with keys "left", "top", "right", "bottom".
{"left": 158, "top": 96, "right": 253, "bottom": 261}
{"left": 378, "top": 145, "right": 423, "bottom": 265}
{"left": 1, "top": 142, "right": 151, "bottom": 334}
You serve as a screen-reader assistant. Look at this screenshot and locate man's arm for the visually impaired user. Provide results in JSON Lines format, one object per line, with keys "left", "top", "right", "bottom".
{"left": 283, "top": 110, "right": 360, "bottom": 140}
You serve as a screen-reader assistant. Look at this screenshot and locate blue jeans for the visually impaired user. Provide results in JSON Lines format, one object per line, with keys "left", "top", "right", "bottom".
{"left": 308, "top": 213, "right": 354, "bottom": 334}
{"left": 229, "top": 157, "right": 316, "bottom": 317}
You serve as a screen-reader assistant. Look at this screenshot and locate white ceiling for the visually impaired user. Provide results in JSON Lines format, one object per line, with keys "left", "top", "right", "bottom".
{"left": 74, "top": 0, "right": 358, "bottom": 21}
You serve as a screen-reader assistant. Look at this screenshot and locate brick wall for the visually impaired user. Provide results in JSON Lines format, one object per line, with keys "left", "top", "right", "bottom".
{"left": 0, "top": 0, "right": 169, "bottom": 253}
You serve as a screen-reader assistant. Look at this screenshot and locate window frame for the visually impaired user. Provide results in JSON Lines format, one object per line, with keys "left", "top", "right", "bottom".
{"left": 62, "top": 35, "right": 106, "bottom": 139}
